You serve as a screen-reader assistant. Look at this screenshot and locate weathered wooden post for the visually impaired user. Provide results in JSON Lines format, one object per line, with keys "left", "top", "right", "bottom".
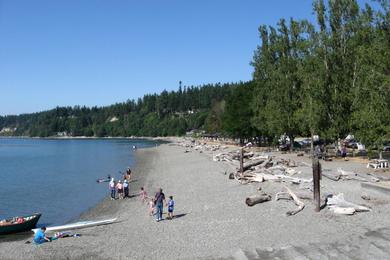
{"left": 313, "top": 157, "right": 321, "bottom": 212}
{"left": 240, "top": 148, "right": 244, "bottom": 174}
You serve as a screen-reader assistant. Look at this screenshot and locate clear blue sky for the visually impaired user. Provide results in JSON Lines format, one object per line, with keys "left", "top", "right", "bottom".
{"left": 0, "top": 0, "right": 373, "bottom": 116}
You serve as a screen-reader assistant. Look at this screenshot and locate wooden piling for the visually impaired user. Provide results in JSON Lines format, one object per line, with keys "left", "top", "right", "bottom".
{"left": 240, "top": 148, "right": 244, "bottom": 174}
{"left": 313, "top": 157, "right": 321, "bottom": 212}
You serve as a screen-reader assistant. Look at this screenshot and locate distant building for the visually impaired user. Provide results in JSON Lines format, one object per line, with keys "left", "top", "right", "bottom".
{"left": 186, "top": 129, "right": 205, "bottom": 137}
{"left": 56, "top": 131, "right": 68, "bottom": 137}
{"left": 0, "top": 127, "right": 17, "bottom": 134}
{"left": 109, "top": 116, "right": 119, "bottom": 122}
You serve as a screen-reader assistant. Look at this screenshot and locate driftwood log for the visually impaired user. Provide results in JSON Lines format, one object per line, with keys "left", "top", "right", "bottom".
{"left": 284, "top": 186, "right": 305, "bottom": 216}
{"left": 237, "top": 172, "right": 312, "bottom": 185}
{"left": 322, "top": 172, "right": 341, "bottom": 181}
{"left": 243, "top": 159, "right": 266, "bottom": 171}
{"left": 275, "top": 191, "right": 312, "bottom": 201}
{"left": 245, "top": 194, "right": 272, "bottom": 207}
{"left": 322, "top": 169, "right": 380, "bottom": 183}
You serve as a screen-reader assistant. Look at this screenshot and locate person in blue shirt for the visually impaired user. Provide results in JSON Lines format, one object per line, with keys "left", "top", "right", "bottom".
{"left": 167, "top": 196, "right": 175, "bottom": 220}
{"left": 34, "top": 227, "right": 51, "bottom": 244}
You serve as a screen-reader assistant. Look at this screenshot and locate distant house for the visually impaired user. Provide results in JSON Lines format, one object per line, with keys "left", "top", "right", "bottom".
{"left": 109, "top": 116, "right": 119, "bottom": 122}
{"left": 201, "top": 133, "right": 220, "bottom": 139}
{"left": 186, "top": 129, "right": 205, "bottom": 137}
{"left": 56, "top": 131, "right": 68, "bottom": 137}
{"left": 0, "top": 127, "right": 17, "bottom": 134}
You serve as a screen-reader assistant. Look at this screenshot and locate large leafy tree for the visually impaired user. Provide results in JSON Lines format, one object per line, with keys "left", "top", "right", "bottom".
{"left": 222, "top": 82, "right": 255, "bottom": 143}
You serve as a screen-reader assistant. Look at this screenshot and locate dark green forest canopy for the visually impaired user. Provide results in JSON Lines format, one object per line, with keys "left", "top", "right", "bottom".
{"left": 251, "top": 0, "right": 390, "bottom": 146}
{"left": 1, "top": 0, "right": 389, "bottom": 147}
{"left": 0, "top": 83, "right": 247, "bottom": 138}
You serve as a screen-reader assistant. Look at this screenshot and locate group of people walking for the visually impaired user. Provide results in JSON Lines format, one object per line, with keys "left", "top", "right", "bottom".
{"left": 146, "top": 187, "right": 175, "bottom": 222}
{"left": 108, "top": 168, "right": 175, "bottom": 221}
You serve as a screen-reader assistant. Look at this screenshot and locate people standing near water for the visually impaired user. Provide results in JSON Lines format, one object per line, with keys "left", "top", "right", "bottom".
{"left": 116, "top": 180, "right": 124, "bottom": 199}
{"left": 167, "top": 196, "right": 175, "bottom": 220}
{"left": 34, "top": 227, "right": 51, "bottom": 244}
{"left": 123, "top": 179, "right": 129, "bottom": 198}
{"left": 109, "top": 178, "right": 116, "bottom": 200}
{"left": 154, "top": 188, "right": 166, "bottom": 222}
{"left": 140, "top": 187, "right": 148, "bottom": 203}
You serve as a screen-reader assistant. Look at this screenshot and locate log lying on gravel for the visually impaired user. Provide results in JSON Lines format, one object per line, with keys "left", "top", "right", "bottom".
{"left": 238, "top": 172, "right": 312, "bottom": 185}
{"left": 245, "top": 193, "right": 272, "bottom": 206}
{"left": 274, "top": 175, "right": 312, "bottom": 184}
{"left": 243, "top": 159, "right": 266, "bottom": 171}
{"left": 367, "top": 172, "right": 390, "bottom": 181}
{"left": 284, "top": 186, "right": 305, "bottom": 216}
{"left": 275, "top": 191, "right": 313, "bottom": 201}
{"left": 322, "top": 168, "right": 380, "bottom": 182}
{"left": 326, "top": 193, "right": 371, "bottom": 215}
{"left": 322, "top": 172, "right": 341, "bottom": 181}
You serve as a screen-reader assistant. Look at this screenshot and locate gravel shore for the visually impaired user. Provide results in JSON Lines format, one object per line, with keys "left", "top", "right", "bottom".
{"left": 1, "top": 143, "right": 390, "bottom": 259}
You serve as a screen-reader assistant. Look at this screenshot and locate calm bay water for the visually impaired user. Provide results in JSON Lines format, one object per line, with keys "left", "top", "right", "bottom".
{"left": 0, "top": 138, "right": 156, "bottom": 226}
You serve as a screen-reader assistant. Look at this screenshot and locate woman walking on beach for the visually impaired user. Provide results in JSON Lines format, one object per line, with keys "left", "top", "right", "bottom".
{"left": 109, "top": 178, "right": 116, "bottom": 200}
{"left": 154, "top": 188, "right": 166, "bottom": 222}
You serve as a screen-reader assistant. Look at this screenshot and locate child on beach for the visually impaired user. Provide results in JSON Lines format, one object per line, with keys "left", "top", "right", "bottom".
{"left": 109, "top": 178, "right": 116, "bottom": 200}
{"left": 140, "top": 187, "right": 148, "bottom": 203}
{"left": 116, "top": 180, "right": 124, "bottom": 199}
{"left": 148, "top": 198, "right": 155, "bottom": 216}
{"left": 167, "top": 196, "right": 175, "bottom": 220}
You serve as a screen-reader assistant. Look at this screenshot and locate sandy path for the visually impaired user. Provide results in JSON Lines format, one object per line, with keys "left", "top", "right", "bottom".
{"left": 1, "top": 144, "right": 390, "bottom": 259}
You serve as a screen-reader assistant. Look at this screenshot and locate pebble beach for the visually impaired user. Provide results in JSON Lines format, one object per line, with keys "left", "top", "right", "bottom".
{"left": 1, "top": 143, "right": 390, "bottom": 259}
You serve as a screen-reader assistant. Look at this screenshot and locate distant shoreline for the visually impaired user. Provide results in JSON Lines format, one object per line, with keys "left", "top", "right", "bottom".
{"left": 0, "top": 135, "right": 174, "bottom": 142}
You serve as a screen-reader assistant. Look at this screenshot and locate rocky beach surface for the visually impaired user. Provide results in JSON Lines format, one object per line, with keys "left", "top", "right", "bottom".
{"left": 1, "top": 142, "right": 390, "bottom": 259}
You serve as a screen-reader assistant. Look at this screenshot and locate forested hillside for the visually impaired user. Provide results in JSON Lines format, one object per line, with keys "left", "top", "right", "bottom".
{"left": 0, "top": 83, "right": 246, "bottom": 137}
{"left": 1, "top": 0, "right": 389, "bottom": 148}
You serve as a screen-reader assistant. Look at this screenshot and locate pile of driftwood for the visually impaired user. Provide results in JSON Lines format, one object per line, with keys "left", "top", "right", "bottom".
{"left": 177, "top": 140, "right": 373, "bottom": 217}
{"left": 227, "top": 152, "right": 311, "bottom": 185}
{"left": 245, "top": 188, "right": 371, "bottom": 216}
{"left": 175, "top": 139, "right": 229, "bottom": 154}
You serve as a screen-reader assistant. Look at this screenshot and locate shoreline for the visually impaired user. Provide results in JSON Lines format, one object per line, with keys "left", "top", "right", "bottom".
{"left": 1, "top": 142, "right": 390, "bottom": 259}
{"left": 0, "top": 135, "right": 174, "bottom": 142}
{"left": 75, "top": 145, "right": 154, "bottom": 222}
